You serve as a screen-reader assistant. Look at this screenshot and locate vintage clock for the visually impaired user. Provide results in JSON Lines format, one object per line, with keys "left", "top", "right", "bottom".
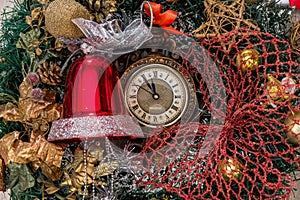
{"left": 121, "top": 55, "right": 197, "bottom": 128}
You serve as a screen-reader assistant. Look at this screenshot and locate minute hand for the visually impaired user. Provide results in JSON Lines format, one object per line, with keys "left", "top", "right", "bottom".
{"left": 151, "top": 78, "right": 157, "bottom": 94}
{"left": 141, "top": 74, "right": 154, "bottom": 93}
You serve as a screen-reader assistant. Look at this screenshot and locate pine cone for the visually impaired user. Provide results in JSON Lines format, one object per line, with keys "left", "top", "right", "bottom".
{"left": 37, "top": 61, "right": 62, "bottom": 86}
{"left": 85, "top": 0, "right": 117, "bottom": 22}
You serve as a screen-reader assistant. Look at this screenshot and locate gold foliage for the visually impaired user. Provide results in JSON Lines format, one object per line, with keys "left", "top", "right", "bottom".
{"left": 0, "top": 81, "right": 62, "bottom": 132}
{"left": 85, "top": 0, "right": 117, "bottom": 22}
{"left": 0, "top": 131, "right": 64, "bottom": 181}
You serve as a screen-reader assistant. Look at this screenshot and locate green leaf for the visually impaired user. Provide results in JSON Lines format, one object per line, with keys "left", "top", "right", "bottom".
{"left": 16, "top": 28, "right": 41, "bottom": 51}
{"left": 7, "top": 163, "right": 35, "bottom": 195}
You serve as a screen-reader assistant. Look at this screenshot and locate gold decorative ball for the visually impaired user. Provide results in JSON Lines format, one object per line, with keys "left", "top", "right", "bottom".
{"left": 236, "top": 49, "right": 260, "bottom": 72}
{"left": 44, "top": 0, "right": 91, "bottom": 38}
{"left": 266, "top": 75, "right": 296, "bottom": 101}
{"left": 218, "top": 157, "right": 242, "bottom": 181}
{"left": 285, "top": 111, "right": 300, "bottom": 144}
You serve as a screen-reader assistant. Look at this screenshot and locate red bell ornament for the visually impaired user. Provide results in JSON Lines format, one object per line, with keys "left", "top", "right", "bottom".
{"left": 63, "top": 55, "right": 126, "bottom": 117}
{"left": 48, "top": 54, "right": 142, "bottom": 141}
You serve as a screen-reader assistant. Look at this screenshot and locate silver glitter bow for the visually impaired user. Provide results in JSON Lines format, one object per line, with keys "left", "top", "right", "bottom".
{"left": 61, "top": 1, "right": 153, "bottom": 55}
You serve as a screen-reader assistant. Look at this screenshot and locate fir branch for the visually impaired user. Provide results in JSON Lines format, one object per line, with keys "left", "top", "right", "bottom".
{"left": 0, "top": 0, "right": 34, "bottom": 97}
{"left": 245, "top": 0, "right": 292, "bottom": 39}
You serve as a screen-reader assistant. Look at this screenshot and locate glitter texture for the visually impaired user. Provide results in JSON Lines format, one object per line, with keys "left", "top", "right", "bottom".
{"left": 47, "top": 115, "right": 143, "bottom": 141}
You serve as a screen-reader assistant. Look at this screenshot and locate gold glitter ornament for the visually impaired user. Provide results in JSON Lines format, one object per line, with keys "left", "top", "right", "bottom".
{"left": 44, "top": 0, "right": 91, "bottom": 38}
{"left": 218, "top": 157, "right": 242, "bottom": 181}
{"left": 285, "top": 111, "right": 300, "bottom": 144}
{"left": 236, "top": 49, "right": 260, "bottom": 72}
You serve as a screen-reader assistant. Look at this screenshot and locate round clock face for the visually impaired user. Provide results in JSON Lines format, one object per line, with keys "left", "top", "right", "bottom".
{"left": 121, "top": 56, "right": 196, "bottom": 128}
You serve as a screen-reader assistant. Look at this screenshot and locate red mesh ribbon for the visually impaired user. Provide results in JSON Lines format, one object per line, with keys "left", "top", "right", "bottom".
{"left": 136, "top": 29, "right": 300, "bottom": 199}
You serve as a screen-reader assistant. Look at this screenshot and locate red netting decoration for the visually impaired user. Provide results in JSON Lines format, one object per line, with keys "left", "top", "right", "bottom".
{"left": 135, "top": 28, "right": 300, "bottom": 199}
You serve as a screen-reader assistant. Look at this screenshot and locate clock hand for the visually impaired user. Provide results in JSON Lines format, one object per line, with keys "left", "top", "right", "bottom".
{"left": 150, "top": 79, "right": 160, "bottom": 100}
{"left": 151, "top": 79, "right": 157, "bottom": 95}
{"left": 133, "top": 84, "right": 153, "bottom": 95}
{"left": 141, "top": 74, "right": 154, "bottom": 94}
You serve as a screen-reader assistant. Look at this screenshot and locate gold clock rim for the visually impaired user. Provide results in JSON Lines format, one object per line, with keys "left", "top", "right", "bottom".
{"left": 121, "top": 55, "right": 197, "bottom": 128}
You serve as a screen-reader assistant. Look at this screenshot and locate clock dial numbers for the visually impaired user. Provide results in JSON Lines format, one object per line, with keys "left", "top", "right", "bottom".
{"left": 125, "top": 65, "right": 186, "bottom": 126}
{"left": 122, "top": 57, "right": 196, "bottom": 128}
{"left": 153, "top": 70, "right": 158, "bottom": 78}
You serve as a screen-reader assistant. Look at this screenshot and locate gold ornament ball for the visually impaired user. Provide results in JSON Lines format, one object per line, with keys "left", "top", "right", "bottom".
{"left": 285, "top": 111, "right": 300, "bottom": 144}
{"left": 267, "top": 76, "right": 296, "bottom": 101}
{"left": 236, "top": 49, "right": 260, "bottom": 72}
{"left": 44, "top": 0, "right": 91, "bottom": 38}
{"left": 218, "top": 157, "right": 242, "bottom": 181}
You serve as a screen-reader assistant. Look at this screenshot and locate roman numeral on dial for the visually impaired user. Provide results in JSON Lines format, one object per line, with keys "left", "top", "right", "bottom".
{"left": 141, "top": 112, "right": 146, "bottom": 119}
{"left": 171, "top": 105, "right": 179, "bottom": 111}
{"left": 132, "top": 105, "right": 139, "bottom": 111}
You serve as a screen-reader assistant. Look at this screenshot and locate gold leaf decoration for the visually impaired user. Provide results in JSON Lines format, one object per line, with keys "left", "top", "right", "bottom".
{"left": 0, "top": 131, "right": 64, "bottom": 181}
{"left": 85, "top": 0, "right": 117, "bottom": 22}
{"left": 0, "top": 81, "right": 62, "bottom": 132}
{"left": 61, "top": 147, "right": 118, "bottom": 194}
{"left": 25, "top": 7, "right": 44, "bottom": 28}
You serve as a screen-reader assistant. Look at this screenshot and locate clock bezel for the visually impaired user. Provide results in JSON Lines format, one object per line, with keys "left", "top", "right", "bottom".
{"left": 121, "top": 56, "right": 197, "bottom": 128}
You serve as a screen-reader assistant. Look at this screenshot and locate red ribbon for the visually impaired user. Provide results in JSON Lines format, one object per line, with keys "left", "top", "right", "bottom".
{"left": 144, "top": 2, "right": 183, "bottom": 34}
{"left": 290, "top": 0, "right": 300, "bottom": 8}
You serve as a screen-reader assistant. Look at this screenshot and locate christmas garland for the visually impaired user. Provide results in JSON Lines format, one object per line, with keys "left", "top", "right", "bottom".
{"left": 0, "top": 0, "right": 300, "bottom": 199}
